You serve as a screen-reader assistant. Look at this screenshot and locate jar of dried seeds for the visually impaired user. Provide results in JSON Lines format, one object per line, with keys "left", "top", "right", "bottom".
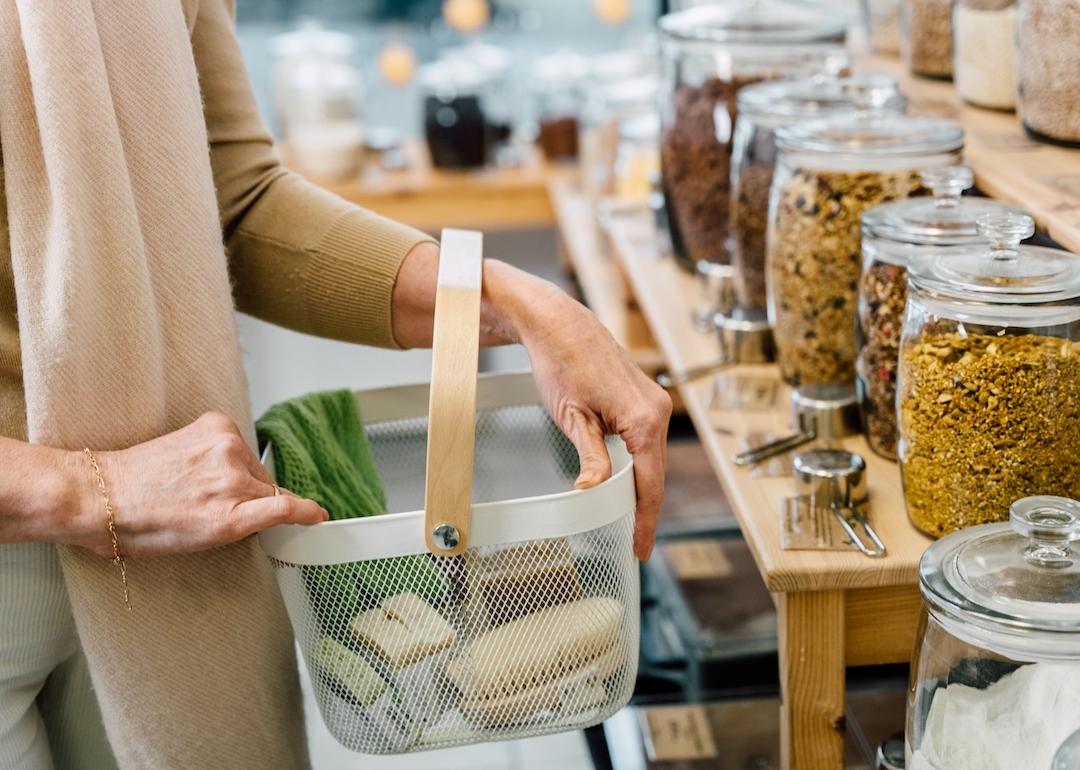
{"left": 857, "top": 166, "right": 1028, "bottom": 460}
{"left": 898, "top": 212, "right": 1080, "bottom": 537}
{"left": 1016, "top": 0, "right": 1080, "bottom": 145}
{"left": 659, "top": 1, "right": 849, "bottom": 272}
{"left": 901, "top": 0, "right": 954, "bottom": 79}
{"left": 767, "top": 116, "right": 963, "bottom": 387}
{"left": 732, "top": 75, "right": 906, "bottom": 315}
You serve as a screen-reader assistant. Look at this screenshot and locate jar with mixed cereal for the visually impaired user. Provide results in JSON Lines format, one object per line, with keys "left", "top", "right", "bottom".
{"left": 898, "top": 213, "right": 1080, "bottom": 537}
{"left": 767, "top": 116, "right": 963, "bottom": 387}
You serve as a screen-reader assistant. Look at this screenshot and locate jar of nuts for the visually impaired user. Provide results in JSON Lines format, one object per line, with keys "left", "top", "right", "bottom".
{"left": 658, "top": 1, "right": 850, "bottom": 272}
{"left": 767, "top": 116, "right": 963, "bottom": 387}
{"left": 901, "top": 0, "right": 954, "bottom": 79}
{"left": 1016, "top": 0, "right": 1080, "bottom": 145}
{"left": 898, "top": 212, "right": 1080, "bottom": 537}
{"left": 732, "top": 75, "right": 907, "bottom": 315}
{"left": 858, "top": 166, "right": 1028, "bottom": 460}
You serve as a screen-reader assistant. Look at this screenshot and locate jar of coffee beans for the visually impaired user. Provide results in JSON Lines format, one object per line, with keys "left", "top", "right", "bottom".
{"left": 767, "top": 116, "right": 963, "bottom": 387}
{"left": 658, "top": 1, "right": 849, "bottom": 272}
{"left": 899, "top": 213, "right": 1080, "bottom": 537}
{"left": 858, "top": 167, "right": 1028, "bottom": 460}
{"left": 1016, "top": 0, "right": 1080, "bottom": 145}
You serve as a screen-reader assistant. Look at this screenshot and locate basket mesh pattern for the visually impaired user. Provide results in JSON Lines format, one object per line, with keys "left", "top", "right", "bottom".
{"left": 269, "top": 404, "right": 640, "bottom": 754}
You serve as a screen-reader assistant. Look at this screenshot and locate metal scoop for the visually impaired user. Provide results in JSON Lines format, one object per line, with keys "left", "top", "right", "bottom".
{"left": 732, "top": 383, "right": 859, "bottom": 466}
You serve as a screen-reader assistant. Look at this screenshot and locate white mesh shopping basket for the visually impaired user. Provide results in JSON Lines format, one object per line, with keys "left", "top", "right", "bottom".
{"left": 259, "top": 229, "right": 640, "bottom": 754}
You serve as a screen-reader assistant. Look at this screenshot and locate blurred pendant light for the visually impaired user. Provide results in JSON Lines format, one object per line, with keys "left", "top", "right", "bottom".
{"left": 377, "top": 41, "right": 417, "bottom": 87}
{"left": 443, "top": 0, "right": 490, "bottom": 34}
{"left": 593, "top": 0, "right": 632, "bottom": 25}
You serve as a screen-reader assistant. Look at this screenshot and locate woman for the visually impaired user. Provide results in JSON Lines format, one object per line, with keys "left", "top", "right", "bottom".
{"left": 0, "top": 1, "right": 671, "bottom": 768}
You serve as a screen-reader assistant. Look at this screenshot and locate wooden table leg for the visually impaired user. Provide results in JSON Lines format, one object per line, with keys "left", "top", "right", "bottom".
{"left": 778, "top": 590, "right": 846, "bottom": 770}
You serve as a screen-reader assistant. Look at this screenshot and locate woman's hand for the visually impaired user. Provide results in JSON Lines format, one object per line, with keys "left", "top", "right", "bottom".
{"left": 393, "top": 245, "right": 672, "bottom": 560}
{"left": 62, "top": 412, "right": 327, "bottom": 558}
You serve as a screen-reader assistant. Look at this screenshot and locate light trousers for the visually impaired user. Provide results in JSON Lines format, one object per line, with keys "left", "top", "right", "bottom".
{"left": 0, "top": 544, "right": 115, "bottom": 770}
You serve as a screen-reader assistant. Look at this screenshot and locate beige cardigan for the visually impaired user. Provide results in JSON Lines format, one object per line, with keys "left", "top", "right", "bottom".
{"left": 0, "top": 0, "right": 433, "bottom": 443}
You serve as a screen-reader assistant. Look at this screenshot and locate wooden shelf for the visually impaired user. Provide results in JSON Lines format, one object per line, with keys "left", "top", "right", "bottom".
{"left": 865, "top": 54, "right": 1080, "bottom": 253}
{"left": 604, "top": 209, "right": 933, "bottom": 594}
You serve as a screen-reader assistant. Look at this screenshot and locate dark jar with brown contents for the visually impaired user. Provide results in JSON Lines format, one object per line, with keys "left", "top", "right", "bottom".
{"left": 420, "top": 61, "right": 493, "bottom": 170}
{"left": 658, "top": 1, "right": 849, "bottom": 273}
{"left": 898, "top": 213, "right": 1080, "bottom": 537}
{"left": 768, "top": 116, "right": 964, "bottom": 387}
{"left": 857, "top": 167, "right": 1028, "bottom": 460}
{"left": 531, "top": 50, "right": 589, "bottom": 162}
{"left": 731, "top": 75, "right": 906, "bottom": 314}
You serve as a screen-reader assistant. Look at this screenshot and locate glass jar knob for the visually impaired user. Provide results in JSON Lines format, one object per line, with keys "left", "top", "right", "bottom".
{"left": 977, "top": 211, "right": 1035, "bottom": 262}
{"left": 1010, "top": 495, "right": 1080, "bottom": 569}
{"left": 922, "top": 165, "right": 973, "bottom": 209}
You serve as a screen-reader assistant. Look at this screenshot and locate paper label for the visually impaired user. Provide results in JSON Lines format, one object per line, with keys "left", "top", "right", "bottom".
{"left": 662, "top": 539, "right": 733, "bottom": 581}
{"left": 642, "top": 705, "right": 719, "bottom": 761}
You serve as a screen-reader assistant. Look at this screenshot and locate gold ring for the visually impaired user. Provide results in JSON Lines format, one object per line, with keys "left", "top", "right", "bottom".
{"left": 272, "top": 484, "right": 281, "bottom": 497}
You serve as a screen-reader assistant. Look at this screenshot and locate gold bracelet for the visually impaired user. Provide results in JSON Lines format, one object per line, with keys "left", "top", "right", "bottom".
{"left": 83, "top": 448, "right": 131, "bottom": 610}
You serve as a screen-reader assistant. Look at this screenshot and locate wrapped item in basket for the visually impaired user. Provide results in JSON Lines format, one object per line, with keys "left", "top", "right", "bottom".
{"left": 259, "top": 230, "right": 640, "bottom": 755}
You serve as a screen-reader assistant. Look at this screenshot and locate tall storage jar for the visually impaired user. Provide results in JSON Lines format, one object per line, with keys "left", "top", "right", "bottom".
{"left": 767, "top": 116, "right": 963, "bottom": 387}
{"left": 658, "top": 2, "right": 849, "bottom": 272}
{"left": 1016, "top": 0, "right": 1080, "bottom": 145}
{"left": 865, "top": 0, "right": 903, "bottom": 54}
{"left": 953, "top": 0, "right": 1017, "bottom": 110}
{"left": 731, "top": 75, "right": 907, "bottom": 315}
{"left": 901, "top": 0, "right": 953, "bottom": 78}
{"left": 907, "top": 495, "right": 1080, "bottom": 769}
{"left": 898, "top": 213, "right": 1080, "bottom": 537}
{"left": 857, "top": 166, "right": 1027, "bottom": 460}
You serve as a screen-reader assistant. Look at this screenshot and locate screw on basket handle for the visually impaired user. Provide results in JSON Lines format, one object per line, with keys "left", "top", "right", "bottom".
{"left": 423, "top": 229, "right": 483, "bottom": 557}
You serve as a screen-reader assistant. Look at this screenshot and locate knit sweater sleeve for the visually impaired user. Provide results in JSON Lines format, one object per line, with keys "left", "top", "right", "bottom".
{"left": 191, "top": 0, "right": 435, "bottom": 349}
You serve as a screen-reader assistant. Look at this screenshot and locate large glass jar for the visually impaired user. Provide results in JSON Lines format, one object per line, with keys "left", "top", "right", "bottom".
{"left": 767, "top": 116, "right": 963, "bottom": 387}
{"left": 580, "top": 75, "right": 657, "bottom": 199}
{"left": 1016, "top": 0, "right": 1080, "bottom": 146}
{"left": 953, "top": 0, "right": 1017, "bottom": 110}
{"left": 440, "top": 43, "right": 515, "bottom": 152}
{"left": 898, "top": 213, "right": 1080, "bottom": 537}
{"left": 731, "top": 75, "right": 906, "bottom": 315}
{"left": 857, "top": 167, "right": 1027, "bottom": 460}
{"left": 531, "top": 51, "right": 591, "bottom": 162}
{"left": 866, "top": 0, "right": 903, "bottom": 54}
{"left": 908, "top": 495, "right": 1080, "bottom": 769}
{"left": 419, "top": 60, "right": 493, "bottom": 170}
{"left": 901, "top": 0, "right": 953, "bottom": 79}
{"left": 658, "top": 2, "right": 850, "bottom": 272}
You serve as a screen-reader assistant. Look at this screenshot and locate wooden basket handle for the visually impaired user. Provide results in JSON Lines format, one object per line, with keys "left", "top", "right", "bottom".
{"left": 423, "top": 229, "right": 483, "bottom": 556}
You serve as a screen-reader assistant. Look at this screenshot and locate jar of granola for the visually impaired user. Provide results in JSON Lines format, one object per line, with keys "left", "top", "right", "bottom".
{"left": 857, "top": 167, "right": 1028, "bottom": 460}
{"left": 732, "top": 75, "right": 906, "bottom": 315}
{"left": 767, "top": 116, "right": 963, "bottom": 387}
{"left": 898, "top": 213, "right": 1080, "bottom": 537}
{"left": 659, "top": 1, "right": 849, "bottom": 272}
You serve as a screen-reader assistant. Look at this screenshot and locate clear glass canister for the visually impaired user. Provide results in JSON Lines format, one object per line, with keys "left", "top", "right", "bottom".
{"left": 857, "top": 167, "right": 1028, "bottom": 460}
{"left": 901, "top": 0, "right": 954, "bottom": 79}
{"left": 614, "top": 114, "right": 660, "bottom": 203}
{"left": 440, "top": 43, "right": 515, "bottom": 152}
{"left": 908, "top": 495, "right": 1080, "bottom": 769}
{"left": 658, "top": 1, "right": 850, "bottom": 272}
{"left": 531, "top": 50, "right": 590, "bottom": 162}
{"left": 767, "top": 116, "right": 963, "bottom": 387}
{"left": 865, "top": 0, "right": 903, "bottom": 54}
{"left": 953, "top": 0, "right": 1017, "bottom": 110}
{"left": 731, "top": 75, "right": 907, "bottom": 315}
{"left": 898, "top": 213, "right": 1080, "bottom": 537}
{"left": 1016, "top": 0, "right": 1080, "bottom": 145}
{"left": 580, "top": 75, "right": 657, "bottom": 199}
{"left": 419, "top": 60, "right": 493, "bottom": 170}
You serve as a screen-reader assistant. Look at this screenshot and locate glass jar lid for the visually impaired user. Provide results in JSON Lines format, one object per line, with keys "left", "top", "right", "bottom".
{"left": 776, "top": 115, "right": 964, "bottom": 156}
{"left": 658, "top": 0, "right": 848, "bottom": 45}
{"left": 921, "top": 497, "right": 1080, "bottom": 645}
{"left": 909, "top": 213, "right": 1080, "bottom": 303}
{"left": 862, "top": 166, "right": 1029, "bottom": 247}
{"left": 738, "top": 74, "right": 907, "bottom": 121}
{"left": 531, "top": 49, "right": 591, "bottom": 90}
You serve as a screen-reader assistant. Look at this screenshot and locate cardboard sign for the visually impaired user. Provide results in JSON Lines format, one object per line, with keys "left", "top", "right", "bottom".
{"left": 662, "top": 539, "right": 734, "bottom": 581}
{"left": 641, "top": 705, "right": 719, "bottom": 761}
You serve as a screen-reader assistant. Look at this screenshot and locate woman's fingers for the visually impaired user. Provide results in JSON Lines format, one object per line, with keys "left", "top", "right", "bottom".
{"left": 566, "top": 407, "right": 612, "bottom": 489}
{"left": 229, "top": 492, "right": 327, "bottom": 540}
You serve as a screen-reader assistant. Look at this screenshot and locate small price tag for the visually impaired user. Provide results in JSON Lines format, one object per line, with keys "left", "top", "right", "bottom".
{"left": 641, "top": 705, "right": 719, "bottom": 761}
{"left": 662, "top": 539, "right": 733, "bottom": 581}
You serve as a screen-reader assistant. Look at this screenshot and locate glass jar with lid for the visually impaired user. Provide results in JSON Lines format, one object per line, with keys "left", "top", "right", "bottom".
{"left": 767, "top": 116, "right": 963, "bottom": 387}
{"left": 901, "top": 0, "right": 953, "bottom": 79}
{"left": 898, "top": 213, "right": 1080, "bottom": 537}
{"left": 658, "top": 1, "right": 850, "bottom": 272}
{"left": 953, "top": 0, "right": 1018, "bottom": 110}
{"left": 580, "top": 74, "right": 658, "bottom": 199}
{"left": 907, "top": 495, "right": 1080, "bottom": 769}
{"left": 531, "top": 50, "right": 591, "bottom": 162}
{"left": 419, "top": 59, "right": 493, "bottom": 170}
{"left": 614, "top": 114, "right": 660, "bottom": 203}
{"left": 731, "top": 75, "right": 907, "bottom": 316}
{"left": 857, "top": 167, "right": 1028, "bottom": 460}
{"left": 865, "top": 0, "right": 903, "bottom": 54}
{"left": 440, "top": 42, "right": 515, "bottom": 152}
{"left": 1016, "top": 0, "right": 1080, "bottom": 146}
